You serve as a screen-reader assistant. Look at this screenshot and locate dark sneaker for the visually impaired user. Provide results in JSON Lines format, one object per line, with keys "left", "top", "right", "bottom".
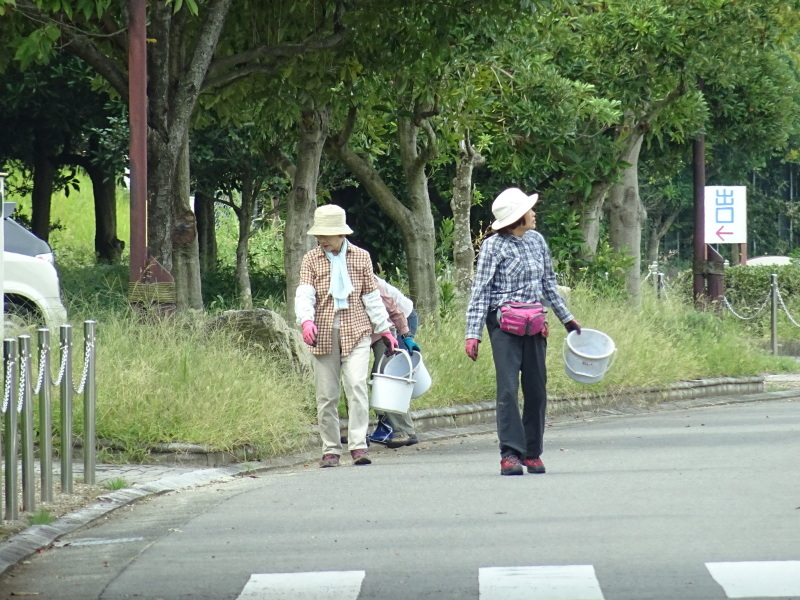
{"left": 350, "top": 449, "right": 372, "bottom": 465}
{"left": 386, "top": 432, "right": 418, "bottom": 448}
{"left": 320, "top": 454, "right": 340, "bottom": 468}
{"left": 524, "top": 456, "right": 546, "bottom": 474}
{"left": 500, "top": 455, "right": 524, "bottom": 476}
{"left": 368, "top": 425, "right": 393, "bottom": 445}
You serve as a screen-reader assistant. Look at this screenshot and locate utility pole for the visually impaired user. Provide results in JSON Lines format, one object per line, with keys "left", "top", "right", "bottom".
{"left": 693, "top": 129, "right": 707, "bottom": 308}
{"left": 128, "top": 0, "right": 175, "bottom": 313}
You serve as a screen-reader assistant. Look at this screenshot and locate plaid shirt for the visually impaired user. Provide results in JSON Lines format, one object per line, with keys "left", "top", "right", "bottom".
{"left": 298, "top": 243, "right": 379, "bottom": 356}
{"left": 465, "top": 230, "right": 573, "bottom": 340}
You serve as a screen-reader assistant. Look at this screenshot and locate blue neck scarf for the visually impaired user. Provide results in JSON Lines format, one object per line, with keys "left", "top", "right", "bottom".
{"left": 325, "top": 239, "right": 354, "bottom": 311}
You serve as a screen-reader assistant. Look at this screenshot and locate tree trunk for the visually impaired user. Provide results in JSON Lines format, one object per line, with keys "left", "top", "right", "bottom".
{"left": 195, "top": 190, "right": 217, "bottom": 273}
{"left": 90, "top": 168, "right": 124, "bottom": 264}
{"left": 451, "top": 138, "right": 484, "bottom": 296}
{"left": 31, "top": 130, "right": 55, "bottom": 243}
{"left": 284, "top": 107, "right": 327, "bottom": 323}
{"left": 145, "top": 0, "right": 231, "bottom": 310}
{"left": 327, "top": 108, "right": 440, "bottom": 321}
{"left": 235, "top": 182, "right": 254, "bottom": 310}
{"left": 580, "top": 180, "right": 612, "bottom": 259}
{"left": 646, "top": 210, "right": 678, "bottom": 265}
{"left": 606, "top": 134, "right": 646, "bottom": 301}
{"left": 171, "top": 136, "right": 204, "bottom": 311}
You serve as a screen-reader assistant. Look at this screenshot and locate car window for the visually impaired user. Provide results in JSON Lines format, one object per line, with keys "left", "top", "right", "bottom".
{"left": 3, "top": 202, "right": 52, "bottom": 256}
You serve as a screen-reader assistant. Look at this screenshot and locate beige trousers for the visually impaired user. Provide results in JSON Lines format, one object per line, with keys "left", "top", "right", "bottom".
{"left": 312, "top": 329, "right": 371, "bottom": 455}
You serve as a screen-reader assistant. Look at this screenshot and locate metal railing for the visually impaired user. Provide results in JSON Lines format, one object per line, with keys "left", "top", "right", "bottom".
{"left": 1, "top": 321, "right": 96, "bottom": 520}
{"left": 722, "top": 274, "right": 800, "bottom": 355}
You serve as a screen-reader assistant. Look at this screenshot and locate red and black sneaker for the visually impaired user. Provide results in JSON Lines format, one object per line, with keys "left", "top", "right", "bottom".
{"left": 523, "top": 456, "right": 546, "bottom": 474}
{"left": 500, "top": 455, "right": 524, "bottom": 476}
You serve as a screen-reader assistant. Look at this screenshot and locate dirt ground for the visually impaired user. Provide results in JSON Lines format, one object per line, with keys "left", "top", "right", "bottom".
{"left": 0, "top": 478, "right": 106, "bottom": 544}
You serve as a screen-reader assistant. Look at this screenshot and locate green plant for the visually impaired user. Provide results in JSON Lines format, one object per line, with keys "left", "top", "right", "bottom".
{"left": 27, "top": 509, "right": 55, "bottom": 525}
{"left": 104, "top": 478, "right": 128, "bottom": 491}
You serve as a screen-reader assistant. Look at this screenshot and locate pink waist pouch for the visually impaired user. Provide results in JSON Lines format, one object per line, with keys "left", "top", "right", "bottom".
{"left": 497, "top": 303, "right": 547, "bottom": 336}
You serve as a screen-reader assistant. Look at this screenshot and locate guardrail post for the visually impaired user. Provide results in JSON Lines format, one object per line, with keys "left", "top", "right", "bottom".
{"left": 4, "top": 338, "right": 18, "bottom": 520}
{"left": 38, "top": 328, "right": 53, "bottom": 503}
{"left": 657, "top": 272, "right": 664, "bottom": 300}
{"left": 60, "top": 324, "right": 73, "bottom": 494}
{"left": 83, "top": 320, "right": 96, "bottom": 485}
{"left": 19, "top": 335, "right": 35, "bottom": 513}
{"left": 770, "top": 273, "right": 778, "bottom": 355}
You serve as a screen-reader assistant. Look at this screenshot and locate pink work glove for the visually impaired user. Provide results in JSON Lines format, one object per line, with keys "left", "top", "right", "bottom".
{"left": 381, "top": 331, "right": 399, "bottom": 353}
{"left": 301, "top": 320, "right": 317, "bottom": 346}
{"left": 465, "top": 339, "right": 480, "bottom": 361}
{"left": 564, "top": 319, "right": 582, "bottom": 335}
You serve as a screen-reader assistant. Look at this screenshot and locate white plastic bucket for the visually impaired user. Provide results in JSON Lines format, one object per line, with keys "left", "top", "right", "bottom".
{"left": 563, "top": 328, "right": 616, "bottom": 384}
{"left": 370, "top": 350, "right": 415, "bottom": 413}
{"left": 409, "top": 350, "right": 432, "bottom": 398}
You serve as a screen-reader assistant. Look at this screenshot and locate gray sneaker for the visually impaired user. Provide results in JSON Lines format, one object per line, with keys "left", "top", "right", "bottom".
{"left": 386, "top": 432, "right": 418, "bottom": 448}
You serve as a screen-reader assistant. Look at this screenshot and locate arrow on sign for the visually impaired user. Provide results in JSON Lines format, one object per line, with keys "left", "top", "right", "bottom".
{"left": 716, "top": 226, "right": 733, "bottom": 241}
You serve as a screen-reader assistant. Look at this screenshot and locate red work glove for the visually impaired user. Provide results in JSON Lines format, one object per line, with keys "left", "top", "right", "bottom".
{"left": 564, "top": 319, "right": 582, "bottom": 335}
{"left": 381, "top": 331, "right": 399, "bottom": 353}
{"left": 301, "top": 320, "right": 317, "bottom": 346}
{"left": 465, "top": 339, "right": 480, "bottom": 361}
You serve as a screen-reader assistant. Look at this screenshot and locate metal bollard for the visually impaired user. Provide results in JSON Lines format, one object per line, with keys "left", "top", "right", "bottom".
{"left": 83, "top": 320, "right": 96, "bottom": 485}
{"left": 60, "top": 325, "right": 73, "bottom": 494}
{"left": 770, "top": 273, "right": 778, "bottom": 355}
{"left": 38, "top": 328, "right": 53, "bottom": 502}
{"left": 19, "top": 335, "right": 35, "bottom": 513}
{"left": 4, "top": 338, "right": 19, "bottom": 521}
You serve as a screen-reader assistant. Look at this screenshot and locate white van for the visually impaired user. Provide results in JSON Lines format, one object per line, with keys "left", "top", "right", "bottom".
{"left": 3, "top": 202, "right": 68, "bottom": 333}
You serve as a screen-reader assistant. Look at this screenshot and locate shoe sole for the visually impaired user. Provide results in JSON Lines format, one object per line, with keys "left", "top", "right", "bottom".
{"left": 353, "top": 457, "right": 372, "bottom": 465}
{"left": 526, "top": 466, "right": 546, "bottom": 474}
{"left": 501, "top": 467, "right": 523, "bottom": 476}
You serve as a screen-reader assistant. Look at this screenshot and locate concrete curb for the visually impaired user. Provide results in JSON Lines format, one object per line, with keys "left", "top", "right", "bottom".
{"left": 140, "top": 375, "right": 767, "bottom": 466}
{"left": 1, "top": 374, "right": 796, "bottom": 579}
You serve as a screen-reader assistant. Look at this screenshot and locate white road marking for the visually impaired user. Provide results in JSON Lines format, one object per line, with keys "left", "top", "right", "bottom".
{"left": 706, "top": 561, "right": 800, "bottom": 598}
{"left": 479, "top": 565, "right": 605, "bottom": 600}
{"left": 236, "top": 570, "right": 365, "bottom": 600}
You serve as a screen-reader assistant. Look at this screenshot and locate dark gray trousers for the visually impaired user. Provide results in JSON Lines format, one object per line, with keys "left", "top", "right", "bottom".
{"left": 487, "top": 311, "right": 548, "bottom": 459}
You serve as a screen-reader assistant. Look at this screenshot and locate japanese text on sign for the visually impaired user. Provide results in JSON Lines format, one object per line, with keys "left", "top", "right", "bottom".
{"left": 704, "top": 186, "right": 747, "bottom": 244}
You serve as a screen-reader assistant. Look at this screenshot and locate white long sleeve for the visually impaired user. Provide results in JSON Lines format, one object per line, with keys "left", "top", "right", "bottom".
{"left": 294, "top": 284, "right": 316, "bottom": 324}
{"left": 361, "top": 289, "right": 391, "bottom": 333}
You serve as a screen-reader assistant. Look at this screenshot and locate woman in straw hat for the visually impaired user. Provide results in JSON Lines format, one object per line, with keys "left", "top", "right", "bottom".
{"left": 465, "top": 188, "right": 581, "bottom": 476}
{"left": 295, "top": 204, "right": 399, "bottom": 468}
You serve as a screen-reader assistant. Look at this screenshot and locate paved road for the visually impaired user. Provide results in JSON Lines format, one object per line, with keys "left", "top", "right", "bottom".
{"left": 2, "top": 397, "right": 799, "bottom": 600}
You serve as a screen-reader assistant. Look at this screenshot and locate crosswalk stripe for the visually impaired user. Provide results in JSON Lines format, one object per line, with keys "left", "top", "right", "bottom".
{"left": 706, "top": 561, "right": 800, "bottom": 598}
{"left": 479, "top": 565, "right": 605, "bottom": 600}
{"left": 236, "top": 570, "right": 365, "bottom": 600}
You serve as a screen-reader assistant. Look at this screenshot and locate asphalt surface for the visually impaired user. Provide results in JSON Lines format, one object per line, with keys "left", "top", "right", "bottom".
{"left": 0, "top": 374, "right": 798, "bottom": 588}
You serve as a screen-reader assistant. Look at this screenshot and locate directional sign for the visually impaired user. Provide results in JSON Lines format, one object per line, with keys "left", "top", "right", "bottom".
{"left": 704, "top": 186, "right": 747, "bottom": 244}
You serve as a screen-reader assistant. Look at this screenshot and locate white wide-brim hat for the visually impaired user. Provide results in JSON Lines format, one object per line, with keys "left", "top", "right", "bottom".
{"left": 491, "top": 188, "right": 539, "bottom": 230}
{"left": 307, "top": 204, "right": 354, "bottom": 236}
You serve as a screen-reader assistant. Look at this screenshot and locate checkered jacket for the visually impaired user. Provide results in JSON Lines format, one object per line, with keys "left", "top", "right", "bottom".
{"left": 466, "top": 230, "right": 574, "bottom": 340}
{"left": 298, "top": 243, "right": 379, "bottom": 356}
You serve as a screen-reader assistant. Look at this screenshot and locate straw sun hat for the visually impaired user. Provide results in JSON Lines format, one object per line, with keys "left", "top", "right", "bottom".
{"left": 306, "top": 204, "right": 354, "bottom": 236}
{"left": 491, "top": 188, "right": 539, "bottom": 230}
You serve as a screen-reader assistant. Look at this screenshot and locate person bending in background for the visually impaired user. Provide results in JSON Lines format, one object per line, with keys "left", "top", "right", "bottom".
{"left": 465, "top": 188, "right": 581, "bottom": 476}
{"left": 368, "top": 275, "right": 421, "bottom": 448}
{"left": 295, "top": 205, "right": 398, "bottom": 468}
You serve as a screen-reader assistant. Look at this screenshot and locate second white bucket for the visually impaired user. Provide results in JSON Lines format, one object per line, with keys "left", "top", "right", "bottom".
{"left": 370, "top": 350, "right": 415, "bottom": 414}
{"left": 409, "top": 350, "right": 432, "bottom": 398}
{"left": 563, "top": 328, "right": 616, "bottom": 384}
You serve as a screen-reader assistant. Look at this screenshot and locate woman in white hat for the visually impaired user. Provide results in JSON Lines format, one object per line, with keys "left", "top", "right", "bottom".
{"left": 464, "top": 188, "right": 581, "bottom": 476}
{"left": 295, "top": 204, "right": 399, "bottom": 468}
